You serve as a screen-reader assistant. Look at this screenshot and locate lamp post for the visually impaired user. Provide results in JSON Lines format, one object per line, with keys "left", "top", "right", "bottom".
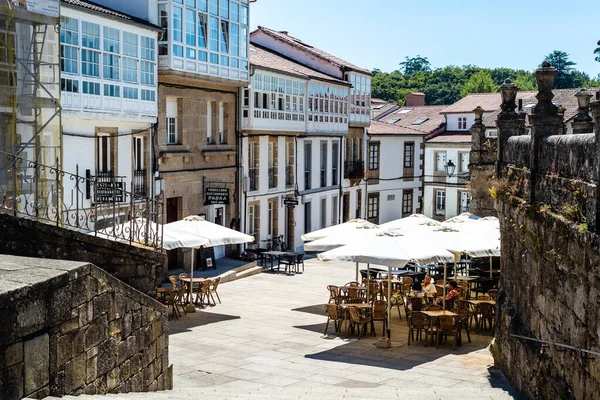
{"left": 444, "top": 160, "right": 456, "bottom": 178}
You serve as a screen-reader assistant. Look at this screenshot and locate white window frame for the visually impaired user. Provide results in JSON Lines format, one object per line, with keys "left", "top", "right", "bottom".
{"left": 460, "top": 191, "right": 471, "bottom": 213}
{"left": 435, "top": 151, "right": 447, "bottom": 172}
{"left": 166, "top": 99, "right": 178, "bottom": 145}
{"left": 436, "top": 190, "right": 446, "bottom": 216}
{"left": 97, "top": 133, "right": 111, "bottom": 173}
{"left": 460, "top": 152, "right": 470, "bottom": 173}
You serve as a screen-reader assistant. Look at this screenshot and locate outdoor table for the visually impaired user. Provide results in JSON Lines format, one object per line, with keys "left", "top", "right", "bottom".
{"left": 156, "top": 287, "right": 173, "bottom": 303}
{"left": 338, "top": 303, "right": 373, "bottom": 336}
{"left": 262, "top": 251, "right": 297, "bottom": 272}
{"left": 467, "top": 300, "right": 496, "bottom": 306}
{"left": 421, "top": 310, "right": 459, "bottom": 346}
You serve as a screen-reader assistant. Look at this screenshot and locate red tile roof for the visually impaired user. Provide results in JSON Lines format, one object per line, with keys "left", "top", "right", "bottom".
{"left": 426, "top": 132, "right": 472, "bottom": 144}
{"left": 371, "top": 103, "right": 400, "bottom": 120}
{"left": 253, "top": 26, "right": 372, "bottom": 76}
{"left": 250, "top": 44, "right": 349, "bottom": 86}
{"left": 380, "top": 105, "right": 446, "bottom": 134}
{"left": 368, "top": 120, "right": 425, "bottom": 136}
{"left": 61, "top": 0, "right": 160, "bottom": 30}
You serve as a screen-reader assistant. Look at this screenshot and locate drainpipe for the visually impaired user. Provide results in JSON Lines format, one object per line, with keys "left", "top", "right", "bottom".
{"left": 338, "top": 135, "right": 343, "bottom": 224}
{"left": 364, "top": 131, "right": 370, "bottom": 219}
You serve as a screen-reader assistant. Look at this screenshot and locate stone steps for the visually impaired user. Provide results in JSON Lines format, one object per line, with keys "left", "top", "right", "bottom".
{"left": 235, "top": 265, "right": 263, "bottom": 279}
{"left": 217, "top": 261, "right": 259, "bottom": 283}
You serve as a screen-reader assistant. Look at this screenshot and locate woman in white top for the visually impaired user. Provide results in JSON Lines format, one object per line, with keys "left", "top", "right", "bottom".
{"left": 422, "top": 275, "right": 437, "bottom": 297}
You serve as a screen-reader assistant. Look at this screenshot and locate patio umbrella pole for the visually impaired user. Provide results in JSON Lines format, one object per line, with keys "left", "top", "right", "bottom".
{"left": 489, "top": 256, "right": 493, "bottom": 278}
{"left": 185, "top": 247, "right": 197, "bottom": 313}
{"left": 387, "top": 265, "right": 391, "bottom": 339}
{"left": 366, "top": 263, "right": 370, "bottom": 301}
{"left": 355, "top": 262, "right": 359, "bottom": 282}
{"left": 442, "top": 261, "right": 447, "bottom": 311}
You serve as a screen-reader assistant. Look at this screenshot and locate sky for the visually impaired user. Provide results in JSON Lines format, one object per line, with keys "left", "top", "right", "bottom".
{"left": 250, "top": 0, "right": 600, "bottom": 78}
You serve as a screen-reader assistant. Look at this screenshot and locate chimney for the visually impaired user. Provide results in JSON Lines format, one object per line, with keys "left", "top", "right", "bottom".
{"left": 405, "top": 92, "right": 425, "bottom": 107}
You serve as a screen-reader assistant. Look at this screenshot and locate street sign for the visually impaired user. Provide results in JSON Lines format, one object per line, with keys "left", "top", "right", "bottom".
{"left": 284, "top": 198, "right": 299, "bottom": 207}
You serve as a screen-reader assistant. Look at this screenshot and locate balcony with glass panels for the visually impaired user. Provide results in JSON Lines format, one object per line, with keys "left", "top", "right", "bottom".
{"left": 157, "top": 0, "right": 250, "bottom": 83}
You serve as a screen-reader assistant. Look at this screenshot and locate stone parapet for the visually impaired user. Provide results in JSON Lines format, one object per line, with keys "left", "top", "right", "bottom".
{"left": 0, "top": 255, "right": 172, "bottom": 399}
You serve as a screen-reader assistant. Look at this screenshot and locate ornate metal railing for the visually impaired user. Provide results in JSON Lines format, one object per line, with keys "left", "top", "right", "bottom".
{"left": 133, "top": 169, "right": 146, "bottom": 198}
{"left": 0, "top": 151, "right": 164, "bottom": 251}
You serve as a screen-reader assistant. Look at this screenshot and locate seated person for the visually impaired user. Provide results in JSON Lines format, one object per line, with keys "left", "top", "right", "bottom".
{"left": 412, "top": 281, "right": 422, "bottom": 293}
{"left": 443, "top": 280, "right": 460, "bottom": 309}
{"left": 422, "top": 275, "right": 437, "bottom": 297}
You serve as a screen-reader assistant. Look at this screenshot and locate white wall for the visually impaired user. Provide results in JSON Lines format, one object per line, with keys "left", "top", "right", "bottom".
{"left": 445, "top": 112, "right": 490, "bottom": 131}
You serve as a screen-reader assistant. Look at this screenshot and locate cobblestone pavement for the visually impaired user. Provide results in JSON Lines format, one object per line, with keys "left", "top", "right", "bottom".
{"left": 54, "top": 258, "right": 522, "bottom": 399}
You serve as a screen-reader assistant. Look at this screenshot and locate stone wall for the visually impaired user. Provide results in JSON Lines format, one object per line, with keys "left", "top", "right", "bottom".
{"left": 492, "top": 63, "right": 600, "bottom": 399}
{"left": 0, "top": 255, "right": 172, "bottom": 399}
{"left": 469, "top": 106, "right": 497, "bottom": 217}
{"left": 0, "top": 213, "right": 166, "bottom": 296}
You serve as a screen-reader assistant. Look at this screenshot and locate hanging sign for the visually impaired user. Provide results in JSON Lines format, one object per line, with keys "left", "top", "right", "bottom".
{"left": 26, "top": 0, "right": 60, "bottom": 17}
{"left": 205, "top": 187, "right": 229, "bottom": 205}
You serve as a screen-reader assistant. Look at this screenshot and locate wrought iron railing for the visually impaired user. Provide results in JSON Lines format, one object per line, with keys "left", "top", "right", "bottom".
{"left": 134, "top": 169, "right": 146, "bottom": 197}
{"left": 344, "top": 160, "right": 364, "bottom": 179}
{"left": 0, "top": 151, "right": 164, "bottom": 251}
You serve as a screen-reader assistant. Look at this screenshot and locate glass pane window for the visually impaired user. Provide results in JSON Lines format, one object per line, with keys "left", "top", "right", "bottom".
{"left": 209, "top": 53, "right": 218, "bottom": 64}
{"left": 404, "top": 143, "right": 414, "bottom": 168}
{"left": 60, "top": 45, "right": 78, "bottom": 74}
{"left": 123, "top": 87, "right": 138, "bottom": 99}
{"left": 159, "top": 5, "right": 168, "bottom": 41}
{"left": 220, "top": 55, "right": 228, "bottom": 66}
{"left": 209, "top": 17, "right": 218, "bottom": 51}
{"left": 436, "top": 152, "right": 447, "bottom": 172}
{"left": 436, "top": 191, "right": 446, "bottom": 215}
{"left": 241, "top": 5, "right": 248, "bottom": 25}
{"left": 186, "top": 0, "right": 195, "bottom": 6}
{"left": 123, "top": 32, "right": 138, "bottom": 57}
{"left": 122, "top": 57, "right": 137, "bottom": 83}
{"left": 140, "top": 61, "right": 154, "bottom": 86}
{"left": 81, "top": 22, "right": 100, "bottom": 49}
{"left": 220, "top": 0, "right": 229, "bottom": 18}
{"left": 197, "top": 14, "right": 207, "bottom": 48}
{"left": 185, "top": 9, "right": 195, "bottom": 46}
{"left": 173, "top": 45, "right": 183, "bottom": 57}
{"left": 81, "top": 49, "right": 99, "bottom": 77}
{"left": 103, "top": 54, "right": 119, "bottom": 80}
{"left": 198, "top": 51, "right": 207, "bottom": 62}
{"left": 198, "top": 0, "right": 207, "bottom": 12}
{"left": 220, "top": 20, "right": 229, "bottom": 53}
{"left": 141, "top": 36, "right": 155, "bottom": 61}
{"left": 173, "top": 7, "right": 183, "bottom": 43}
{"left": 186, "top": 48, "right": 196, "bottom": 60}
{"left": 104, "top": 84, "right": 120, "bottom": 97}
{"left": 141, "top": 89, "right": 155, "bottom": 101}
{"left": 231, "top": 2, "right": 239, "bottom": 22}
{"left": 60, "top": 16, "right": 78, "bottom": 45}
{"left": 230, "top": 23, "right": 239, "bottom": 57}
{"left": 61, "top": 78, "right": 78, "bottom": 93}
{"left": 209, "top": 0, "right": 219, "bottom": 15}
{"left": 82, "top": 81, "right": 100, "bottom": 95}
{"left": 103, "top": 26, "right": 120, "bottom": 54}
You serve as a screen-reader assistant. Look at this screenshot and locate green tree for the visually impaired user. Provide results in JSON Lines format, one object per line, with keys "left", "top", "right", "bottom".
{"left": 544, "top": 50, "right": 577, "bottom": 89}
{"left": 460, "top": 70, "right": 496, "bottom": 97}
{"left": 399, "top": 56, "right": 431, "bottom": 76}
{"left": 594, "top": 40, "right": 600, "bottom": 63}
{"left": 513, "top": 73, "right": 537, "bottom": 91}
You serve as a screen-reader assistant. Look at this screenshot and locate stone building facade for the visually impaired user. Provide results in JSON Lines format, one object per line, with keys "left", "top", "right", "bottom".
{"left": 0, "top": 255, "right": 171, "bottom": 399}
{"left": 491, "top": 62, "right": 600, "bottom": 399}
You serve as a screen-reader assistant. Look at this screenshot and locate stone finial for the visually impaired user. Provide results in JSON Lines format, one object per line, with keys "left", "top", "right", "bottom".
{"left": 499, "top": 79, "right": 519, "bottom": 113}
{"left": 576, "top": 89, "right": 593, "bottom": 111}
{"left": 571, "top": 89, "right": 594, "bottom": 133}
{"left": 533, "top": 61, "right": 558, "bottom": 116}
{"left": 473, "top": 106, "right": 484, "bottom": 123}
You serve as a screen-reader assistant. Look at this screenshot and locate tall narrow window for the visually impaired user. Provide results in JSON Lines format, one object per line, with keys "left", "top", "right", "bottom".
{"left": 304, "top": 141, "right": 312, "bottom": 190}
{"left": 220, "top": 20, "right": 229, "bottom": 53}
{"left": 332, "top": 141, "right": 339, "bottom": 186}
{"left": 404, "top": 142, "right": 414, "bottom": 168}
{"left": 369, "top": 142, "right": 379, "bottom": 170}
{"left": 219, "top": 102, "right": 225, "bottom": 144}
{"left": 209, "top": 16, "right": 218, "bottom": 52}
{"left": 220, "top": 0, "right": 229, "bottom": 18}
{"left": 173, "top": 7, "right": 183, "bottom": 42}
{"left": 97, "top": 135, "right": 111, "bottom": 173}
{"left": 158, "top": 4, "right": 168, "bottom": 55}
{"left": 185, "top": 9, "right": 196, "bottom": 59}
{"left": 321, "top": 198, "right": 327, "bottom": 229}
{"left": 285, "top": 138, "right": 294, "bottom": 188}
{"left": 320, "top": 141, "right": 327, "bottom": 187}
{"left": 166, "top": 99, "right": 178, "bottom": 144}
{"left": 209, "top": 0, "right": 219, "bottom": 15}
{"left": 60, "top": 16, "right": 78, "bottom": 74}
{"left": 81, "top": 49, "right": 99, "bottom": 77}
{"left": 436, "top": 152, "right": 447, "bottom": 172}
{"left": 231, "top": 23, "right": 239, "bottom": 57}
{"left": 367, "top": 194, "right": 380, "bottom": 224}
{"left": 206, "top": 101, "right": 212, "bottom": 144}
{"left": 268, "top": 137, "right": 278, "bottom": 189}
{"left": 103, "top": 26, "right": 120, "bottom": 54}
{"left": 103, "top": 54, "right": 119, "bottom": 80}
{"left": 248, "top": 140, "right": 259, "bottom": 191}
{"left": 304, "top": 202, "right": 311, "bottom": 233}
{"left": 198, "top": 13, "right": 207, "bottom": 48}
{"left": 460, "top": 192, "right": 471, "bottom": 213}
{"left": 436, "top": 190, "right": 446, "bottom": 216}
{"left": 402, "top": 190, "right": 413, "bottom": 216}
{"left": 332, "top": 195, "right": 338, "bottom": 225}
{"left": 460, "top": 152, "right": 470, "bottom": 173}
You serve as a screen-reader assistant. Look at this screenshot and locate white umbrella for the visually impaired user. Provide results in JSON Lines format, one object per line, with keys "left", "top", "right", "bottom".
{"left": 379, "top": 213, "right": 441, "bottom": 230}
{"left": 301, "top": 219, "right": 379, "bottom": 242}
{"left": 318, "top": 230, "right": 456, "bottom": 338}
{"left": 165, "top": 216, "right": 254, "bottom": 311}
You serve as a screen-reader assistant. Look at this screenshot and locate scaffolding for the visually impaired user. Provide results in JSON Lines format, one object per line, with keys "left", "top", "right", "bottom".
{"left": 0, "top": 0, "right": 61, "bottom": 212}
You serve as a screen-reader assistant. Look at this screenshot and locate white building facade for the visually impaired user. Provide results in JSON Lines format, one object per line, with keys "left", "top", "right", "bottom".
{"left": 60, "top": 1, "right": 160, "bottom": 225}
{"left": 242, "top": 27, "right": 372, "bottom": 252}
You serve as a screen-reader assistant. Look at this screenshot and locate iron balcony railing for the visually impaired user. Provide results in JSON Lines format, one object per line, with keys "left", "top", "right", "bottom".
{"left": 134, "top": 169, "right": 146, "bottom": 197}
{"left": 0, "top": 151, "right": 164, "bottom": 251}
{"left": 344, "top": 160, "right": 364, "bottom": 179}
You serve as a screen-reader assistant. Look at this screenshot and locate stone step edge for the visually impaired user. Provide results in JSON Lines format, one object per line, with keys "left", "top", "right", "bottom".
{"left": 218, "top": 262, "right": 260, "bottom": 283}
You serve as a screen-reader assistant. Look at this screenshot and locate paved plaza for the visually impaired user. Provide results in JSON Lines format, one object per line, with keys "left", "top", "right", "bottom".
{"left": 160, "top": 258, "right": 520, "bottom": 399}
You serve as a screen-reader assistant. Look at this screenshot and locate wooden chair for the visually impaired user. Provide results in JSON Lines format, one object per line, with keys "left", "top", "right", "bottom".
{"left": 278, "top": 254, "right": 296, "bottom": 274}
{"left": 169, "top": 275, "right": 178, "bottom": 290}
{"left": 323, "top": 304, "right": 342, "bottom": 336}
{"left": 456, "top": 307, "right": 472, "bottom": 344}
{"left": 488, "top": 289, "right": 498, "bottom": 301}
{"left": 457, "top": 281, "right": 469, "bottom": 299}
{"left": 196, "top": 279, "right": 212, "bottom": 307}
{"left": 327, "top": 285, "right": 344, "bottom": 304}
{"left": 436, "top": 315, "right": 459, "bottom": 350}
{"left": 295, "top": 253, "right": 305, "bottom": 273}
{"left": 368, "top": 281, "right": 380, "bottom": 302}
{"left": 209, "top": 276, "right": 221, "bottom": 304}
{"left": 347, "top": 306, "right": 372, "bottom": 339}
{"left": 178, "top": 273, "right": 190, "bottom": 303}
{"left": 477, "top": 302, "right": 495, "bottom": 333}
{"left": 168, "top": 287, "right": 188, "bottom": 319}
{"left": 345, "top": 281, "right": 359, "bottom": 287}
{"left": 372, "top": 300, "right": 388, "bottom": 336}
{"left": 424, "top": 304, "right": 441, "bottom": 311}
{"left": 402, "top": 276, "right": 413, "bottom": 286}
{"left": 345, "top": 286, "right": 361, "bottom": 303}
{"left": 478, "top": 294, "right": 491, "bottom": 301}
{"left": 408, "top": 311, "right": 430, "bottom": 346}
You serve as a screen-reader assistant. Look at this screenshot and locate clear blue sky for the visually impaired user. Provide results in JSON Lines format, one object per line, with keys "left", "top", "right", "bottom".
{"left": 250, "top": 0, "right": 600, "bottom": 78}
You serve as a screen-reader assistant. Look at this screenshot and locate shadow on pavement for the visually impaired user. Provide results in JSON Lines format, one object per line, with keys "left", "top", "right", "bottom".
{"left": 169, "top": 310, "right": 241, "bottom": 334}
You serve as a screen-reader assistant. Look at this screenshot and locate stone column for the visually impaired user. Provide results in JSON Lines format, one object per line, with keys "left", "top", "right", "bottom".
{"left": 496, "top": 79, "right": 521, "bottom": 178}
{"left": 528, "top": 62, "right": 562, "bottom": 205}
{"left": 590, "top": 97, "right": 600, "bottom": 232}
{"left": 572, "top": 89, "right": 594, "bottom": 134}
{"left": 469, "top": 106, "right": 497, "bottom": 217}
